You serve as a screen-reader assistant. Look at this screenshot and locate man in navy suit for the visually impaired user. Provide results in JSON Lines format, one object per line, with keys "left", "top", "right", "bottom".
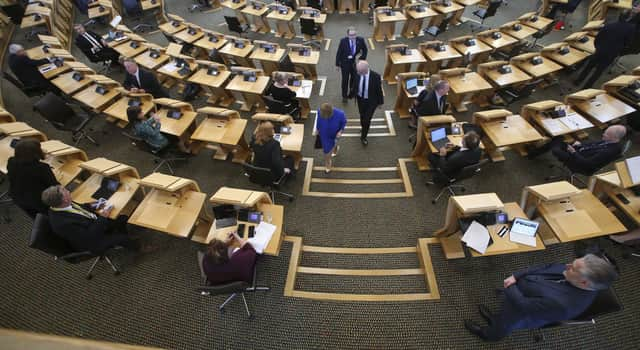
{"left": 353, "top": 60, "right": 383, "bottom": 145}
{"left": 465, "top": 254, "right": 618, "bottom": 341}
{"left": 122, "top": 58, "right": 169, "bottom": 98}
{"left": 335, "top": 27, "right": 367, "bottom": 103}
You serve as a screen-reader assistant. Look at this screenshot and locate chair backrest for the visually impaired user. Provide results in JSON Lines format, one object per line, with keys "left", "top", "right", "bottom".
{"left": 534, "top": 20, "right": 557, "bottom": 38}
{"left": 243, "top": 162, "right": 276, "bottom": 186}
{"left": 197, "top": 251, "right": 208, "bottom": 284}
{"left": 122, "top": 0, "right": 143, "bottom": 16}
{"left": 29, "top": 214, "right": 74, "bottom": 257}
{"left": 263, "top": 95, "right": 288, "bottom": 114}
{"left": 516, "top": 79, "right": 543, "bottom": 99}
{"left": 3, "top": 71, "right": 25, "bottom": 89}
{"left": 485, "top": 0, "right": 502, "bottom": 17}
{"left": 299, "top": 17, "right": 317, "bottom": 36}
{"left": 451, "top": 158, "right": 489, "bottom": 183}
{"left": 572, "top": 288, "right": 622, "bottom": 322}
{"left": 196, "top": 250, "right": 251, "bottom": 293}
{"left": 224, "top": 16, "right": 243, "bottom": 33}
{"left": 33, "top": 92, "right": 75, "bottom": 127}
{"left": 278, "top": 54, "right": 297, "bottom": 72}
{"left": 307, "top": 0, "right": 321, "bottom": 10}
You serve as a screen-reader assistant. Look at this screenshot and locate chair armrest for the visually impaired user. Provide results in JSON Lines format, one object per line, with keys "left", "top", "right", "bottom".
{"left": 196, "top": 281, "right": 251, "bottom": 295}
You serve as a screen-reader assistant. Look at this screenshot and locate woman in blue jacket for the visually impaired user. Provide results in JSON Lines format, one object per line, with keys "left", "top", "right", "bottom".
{"left": 316, "top": 103, "right": 346, "bottom": 173}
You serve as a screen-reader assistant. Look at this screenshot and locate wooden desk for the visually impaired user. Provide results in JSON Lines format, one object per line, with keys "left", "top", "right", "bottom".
{"left": 173, "top": 27, "right": 205, "bottom": 44}
{"left": 250, "top": 48, "right": 286, "bottom": 76}
{"left": 140, "top": 0, "right": 163, "bottom": 10}
{"left": 38, "top": 61, "right": 71, "bottom": 80}
{"left": 474, "top": 111, "right": 543, "bottom": 162}
{"left": 401, "top": 5, "right": 437, "bottom": 39}
{"left": 383, "top": 49, "right": 426, "bottom": 85}
{"left": 71, "top": 158, "right": 140, "bottom": 220}
{"left": 102, "top": 33, "right": 131, "bottom": 49}
{"left": 564, "top": 32, "right": 596, "bottom": 54}
{"left": 157, "top": 60, "right": 198, "bottom": 81}
{"left": 518, "top": 12, "right": 553, "bottom": 31}
{"left": 159, "top": 21, "right": 187, "bottom": 35}
{"left": 241, "top": 4, "right": 271, "bottom": 34}
{"left": 451, "top": 39, "right": 493, "bottom": 65}
{"left": 539, "top": 0, "right": 568, "bottom": 16}
{"left": 419, "top": 44, "right": 462, "bottom": 75}
{"left": 394, "top": 72, "right": 429, "bottom": 119}
{"left": 512, "top": 55, "right": 563, "bottom": 80}
{"left": 374, "top": 10, "right": 406, "bottom": 42}
{"left": 88, "top": 4, "right": 112, "bottom": 19}
{"left": 338, "top": 0, "right": 356, "bottom": 13}
{"left": 478, "top": 31, "right": 519, "bottom": 50}
{"left": 225, "top": 75, "right": 270, "bottom": 112}
{"left": 72, "top": 83, "right": 120, "bottom": 112}
{"left": 129, "top": 173, "right": 210, "bottom": 239}
{"left": 41, "top": 140, "right": 87, "bottom": 186}
{"left": 50, "top": 71, "right": 93, "bottom": 95}
{"left": 155, "top": 108, "right": 198, "bottom": 140}
{"left": 218, "top": 43, "right": 255, "bottom": 68}
{"left": 410, "top": 115, "right": 456, "bottom": 171}
{"left": 283, "top": 73, "right": 313, "bottom": 119}
{"left": 190, "top": 107, "right": 250, "bottom": 162}
{"left": 288, "top": 50, "right": 319, "bottom": 80}
{"left": 221, "top": 0, "right": 249, "bottom": 24}
{"left": 542, "top": 44, "right": 590, "bottom": 67}
{"left": 603, "top": 75, "right": 640, "bottom": 108}
{"left": 193, "top": 34, "right": 228, "bottom": 52}
{"left": 112, "top": 40, "right": 148, "bottom": 59}
{"left": 566, "top": 90, "right": 635, "bottom": 127}
{"left": 590, "top": 170, "right": 640, "bottom": 227}
{"left": 501, "top": 21, "right": 538, "bottom": 41}
{"left": 430, "top": 1, "right": 464, "bottom": 26}
{"left": 134, "top": 49, "right": 170, "bottom": 70}
{"left": 481, "top": 64, "right": 532, "bottom": 88}
{"left": 266, "top": 8, "right": 296, "bottom": 39}
{"left": 186, "top": 68, "right": 235, "bottom": 107}
{"left": 445, "top": 71, "right": 492, "bottom": 112}
{"left": 102, "top": 93, "right": 155, "bottom": 128}
{"left": 25, "top": 45, "right": 51, "bottom": 61}
{"left": 299, "top": 11, "right": 327, "bottom": 40}
{"left": 521, "top": 100, "right": 593, "bottom": 138}
{"left": 20, "top": 12, "right": 49, "bottom": 31}
{"left": 0, "top": 124, "right": 48, "bottom": 174}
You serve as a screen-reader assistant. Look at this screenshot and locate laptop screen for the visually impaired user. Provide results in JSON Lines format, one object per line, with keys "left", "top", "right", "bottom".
{"left": 430, "top": 127, "right": 446, "bottom": 142}
{"left": 406, "top": 78, "right": 418, "bottom": 90}
{"left": 510, "top": 218, "right": 539, "bottom": 237}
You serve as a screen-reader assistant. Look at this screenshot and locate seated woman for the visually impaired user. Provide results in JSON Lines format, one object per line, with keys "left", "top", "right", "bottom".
{"left": 265, "top": 72, "right": 299, "bottom": 118}
{"left": 7, "top": 139, "right": 59, "bottom": 218}
{"left": 203, "top": 231, "right": 257, "bottom": 285}
{"left": 250, "top": 121, "right": 294, "bottom": 180}
{"left": 126, "top": 106, "right": 190, "bottom": 153}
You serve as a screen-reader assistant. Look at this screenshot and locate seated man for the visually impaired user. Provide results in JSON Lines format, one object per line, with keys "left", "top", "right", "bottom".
{"left": 551, "top": 124, "right": 626, "bottom": 174}
{"left": 465, "top": 254, "right": 618, "bottom": 341}
{"left": 41, "top": 185, "right": 138, "bottom": 254}
{"left": 7, "top": 43, "right": 59, "bottom": 93}
{"left": 74, "top": 24, "right": 120, "bottom": 64}
{"left": 428, "top": 131, "right": 481, "bottom": 183}
{"left": 265, "top": 72, "right": 300, "bottom": 119}
{"left": 122, "top": 58, "right": 169, "bottom": 98}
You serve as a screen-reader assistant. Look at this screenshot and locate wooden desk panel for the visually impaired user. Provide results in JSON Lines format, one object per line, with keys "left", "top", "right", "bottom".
{"left": 483, "top": 65, "right": 531, "bottom": 88}
{"left": 570, "top": 94, "right": 635, "bottom": 125}
{"left": 73, "top": 84, "right": 120, "bottom": 111}
{"left": 129, "top": 188, "right": 206, "bottom": 237}
{"left": 481, "top": 115, "right": 543, "bottom": 148}
{"left": 50, "top": 71, "right": 93, "bottom": 95}
{"left": 156, "top": 109, "right": 197, "bottom": 137}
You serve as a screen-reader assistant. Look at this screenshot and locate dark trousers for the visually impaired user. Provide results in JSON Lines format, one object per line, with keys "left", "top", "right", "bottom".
{"left": 356, "top": 97, "right": 376, "bottom": 139}
{"left": 95, "top": 47, "right": 121, "bottom": 63}
{"left": 340, "top": 61, "right": 357, "bottom": 98}
{"left": 95, "top": 215, "right": 138, "bottom": 254}
{"left": 575, "top": 56, "right": 613, "bottom": 89}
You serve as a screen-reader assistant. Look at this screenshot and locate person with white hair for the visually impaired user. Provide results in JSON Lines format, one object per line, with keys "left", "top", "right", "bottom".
{"left": 8, "top": 43, "right": 58, "bottom": 93}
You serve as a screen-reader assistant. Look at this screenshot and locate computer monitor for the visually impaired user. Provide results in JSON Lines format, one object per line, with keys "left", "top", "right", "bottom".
{"left": 430, "top": 127, "right": 446, "bottom": 142}
{"left": 406, "top": 78, "right": 418, "bottom": 90}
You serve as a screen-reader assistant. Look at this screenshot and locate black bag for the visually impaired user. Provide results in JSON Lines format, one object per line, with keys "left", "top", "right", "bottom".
{"left": 314, "top": 135, "right": 322, "bottom": 149}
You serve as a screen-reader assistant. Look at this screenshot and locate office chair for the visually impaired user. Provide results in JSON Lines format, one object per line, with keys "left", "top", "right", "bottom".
{"left": 424, "top": 16, "right": 451, "bottom": 37}
{"left": 368, "top": 0, "right": 388, "bottom": 25}
{"left": 122, "top": 0, "right": 155, "bottom": 33}
{"left": 308, "top": 0, "right": 322, "bottom": 10}
{"left": 196, "top": 251, "right": 270, "bottom": 319}
{"left": 242, "top": 162, "right": 294, "bottom": 203}
{"left": 2, "top": 72, "right": 47, "bottom": 98}
{"left": 122, "top": 132, "right": 188, "bottom": 175}
{"left": 528, "top": 20, "right": 557, "bottom": 50}
{"left": 299, "top": 17, "right": 322, "bottom": 50}
{"left": 33, "top": 92, "right": 98, "bottom": 146}
{"left": 427, "top": 159, "right": 488, "bottom": 204}
{"left": 471, "top": 0, "right": 502, "bottom": 32}
{"left": 29, "top": 214, "right": 121, "bottom": 279}
{"left": 263, "top": 95, "right": 300, "bottom": 121}
{"left": 224, "top": 16, "right": 249, "bottom": 36}
{"left": 532, "top": 287, "right": 622, "bottom": 342}
{"left": 189, "top": 0, "right": 213, "bottom": 12}
{"left": 495, "top": 78, "right": 542, "bottom": 106}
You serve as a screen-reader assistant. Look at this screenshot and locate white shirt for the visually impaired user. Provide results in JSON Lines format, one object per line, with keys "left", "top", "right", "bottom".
{"left": 82, "top": 32, "right": 102, "bottom": 53}
{"left": 358, "top": 71, "right": 370, "bottom": 99}
{"left": 133, "top": 69, "right": 141, "bottom": 87}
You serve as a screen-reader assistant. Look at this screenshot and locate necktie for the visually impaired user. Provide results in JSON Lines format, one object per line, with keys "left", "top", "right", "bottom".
{"left": 359, "top": 75, "right": 365, "bottom": 98}
{"left": 350, "top": 39, "right": 355, "bottom": 56}
{"left": 83, "top": 33, "right": 102, "bottom": 51}
{"left": 135, "top": 71, "right": 141, "bottom": 87}
{"left": 71, "top": 203, "right": 97, "bottom": 220}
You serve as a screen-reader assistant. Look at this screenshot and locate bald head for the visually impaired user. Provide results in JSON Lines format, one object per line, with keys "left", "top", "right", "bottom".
{"left": 356, "top": 60, "right": 370, "bottom": 75}
{"left": 602, "top": 125, "right": 626, "bottom": 143}
{"left": 9, "top": 44, "right": 24, "bottom": 56}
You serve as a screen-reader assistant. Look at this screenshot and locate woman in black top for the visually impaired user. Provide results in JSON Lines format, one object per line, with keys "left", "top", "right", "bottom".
{"left": 266, "top": 72, "right": 299, "bottom": 107}
{"left": 249, "top": 122, "right": 294, "bottom": 180}
{"left": 7, "top": 139, "right": 59, "bottom": 218}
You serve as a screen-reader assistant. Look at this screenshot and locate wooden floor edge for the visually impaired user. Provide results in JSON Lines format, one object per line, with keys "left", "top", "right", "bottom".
{"left": 312, "top": 166, "right": 398, "bottom": 172}
{"left": 283, "top": 236, "right": 303, "bottom": 297}
{"left": 297, "top": 267, "right": 424, "bottom": 276}
{"left": 302, "top": 245, "right": 417, "bottom": 254}
{"left": 290, "top": 291, "right": 436, "bottom": 302}
{"left": 311, "top": 178, "right": 403, "bottom": 185}
{"left": 417, "top": 238, "right": 441, "bottom": 299}
{"left": 301, "top": 158, "right": 314, "bottom": 196}
{"left": 303, "top": 191, "right": 413, "bottom": 199}
{"left": 397, "top": 158, "right": 414, "bottom": 197}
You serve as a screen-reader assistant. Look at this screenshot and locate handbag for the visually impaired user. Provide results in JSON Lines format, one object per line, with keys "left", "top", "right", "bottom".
{"left": 314, "top": 134, "right": 322, "bottom": 149}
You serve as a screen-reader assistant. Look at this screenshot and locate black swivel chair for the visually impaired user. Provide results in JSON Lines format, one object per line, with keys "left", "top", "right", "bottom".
{"left": 495, "top": 78, "right": 543, "bottom": 106}
{"left": 242, "top": 162, "right": 294, "bottom": 203}
{"left": 529, "top": 20, "right": 557, "bottom": 49}
{"left": 122, "top": 132, "right": 188, "bottom": 175}
{"left": 427, "top": 159, "right": 489, "bottom": 204}
{"left": 368, "top": 0, "right": 388, "bottom": 24}
{"left": 2, "top": 71, "right": 47, "bottom": 98}
{"left": 122, "top": 0, "right": 155, "bottom": 33}
{"left": 29, "top": 214, "right": 121, "bottom": 279}
{"left": 471, "top": 0, "right": 502, "bottom": 32}
{"left": 224, "top": 16, "right": 249, "bottom": 36}
{"left": 263, "top": 95, "right": 300, "bottom": 121}
{"left": 299, "top": 17, "right": 322, "bottom": 50}
{"left": 33, "top": 92, "right": 98, "bottom": 146}
{"left": 308, "top": 0, "right": 322, "bottom": 10}
{"left": 424, "top": 15, "right": 451, "bottom": 37}
{"left": 196, "top": 251, "right": 270, "bottom": 319}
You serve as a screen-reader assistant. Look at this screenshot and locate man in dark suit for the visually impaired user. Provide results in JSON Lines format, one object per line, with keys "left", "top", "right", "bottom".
{"left": 74, "top": 24, "right": 120, "bottom": 64}
{"left": 353, "top": 60, "right": 383, "bottom": 145}
{"left": 428, "top": 131, "right": 481, "bottom": 182}
{"left": 7, "top": 43, "right": 59, "bottom": 93}
{"left": 122, "top": 58, "right": 169, "bottom": 98}
{"left": 552, "top": 125, "right": 626, "bottom": 174}
{"left": 573, "top": 16, "right": 635, "bottom": 89}
{"left": 41, "top": 185, "right": 138, "bottom": 254}
{"left": 335, "top": 27, "right": 367, "bottom": 103}
{"left": 414, "top": 80, "right": 449, "bottom": 117}
{"left": 465, "top": 254, "right": 618, "bottom": 341}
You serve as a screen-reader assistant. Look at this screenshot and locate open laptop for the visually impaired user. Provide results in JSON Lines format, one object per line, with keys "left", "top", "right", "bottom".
{"left": 509, "top": 217, "right": 539, "bottom": 247}
{"left": 430, "top": 127, "right": 449, "bottom": 150}
{"left": 213, "top": 205, "right": 238, "bottom": 229}
{"left": 91, "top": 177, "right": 120, "bottom": 200}
{"left": 406, "top": 78, "right": 418, "bottom": 95}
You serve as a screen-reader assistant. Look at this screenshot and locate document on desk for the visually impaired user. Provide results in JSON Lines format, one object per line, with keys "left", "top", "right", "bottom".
{"left": 248, "top": 221, "right": 276, "bottom": 254}
{"left": 560, "top": 113, "right": 593, "bottom": 130}
{"left": 162, "top": 62, "right": 179, "bottom": 72}
{"left": 625, "top": 156, "right": 640, "bottom": 185}
{"left": 461, "top": 220, "right": 490, "bottom": 254}
{"left": 541, "top": 118, "right": 564, "bottom": 134}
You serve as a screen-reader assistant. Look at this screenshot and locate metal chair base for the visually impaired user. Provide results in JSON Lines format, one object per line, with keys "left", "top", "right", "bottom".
{"left": 218, "top": 285, "right": 270, "bottom": 319}
{"left": 428, "top": 182, "right": 465, "bottom": 204}
{"left": 86, "top": 254, "right": 121, "bottom": 280}
{"left": 270, "top": 190, "right": 294, "bottom": 204}
{"left": 152, "top": 157, "right": 187, "bottom": 175}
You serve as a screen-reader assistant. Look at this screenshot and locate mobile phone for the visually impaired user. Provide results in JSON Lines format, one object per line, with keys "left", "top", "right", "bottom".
{"left": 237, "top": 223, "right": 246, "bottom": 236}
{"left": 248, "top": 226, "right": 255, "bottom": 238}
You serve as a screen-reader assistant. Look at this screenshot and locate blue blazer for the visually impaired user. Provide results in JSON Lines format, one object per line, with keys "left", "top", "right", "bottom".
{"left": 502, "top": 264, "right": 598, "bottom": 331}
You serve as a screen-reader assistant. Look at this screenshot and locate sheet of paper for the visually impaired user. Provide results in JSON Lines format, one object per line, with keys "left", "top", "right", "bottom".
{"left": 461, "top": 220, "right": 491, "bottom": 255}
{"left": 560, "top": 113, "right": 593, "bottom": 129}
{"left": 248, "top": 221, "right": 276, "bottom": 254}
{"left": 625, "top": 155, "right": 640, "bottom": 185}
{"left": 541, "top": 118, "right": 564, "bottom": 134}
{"left": 162, "top": 63, "right": 179, "bottom": 72}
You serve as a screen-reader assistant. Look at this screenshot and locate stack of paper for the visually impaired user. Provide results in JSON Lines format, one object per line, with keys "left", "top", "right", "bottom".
{"left": 625, "top": 156, "right": 640, "bottom": 185}
{"left": 541, "top": 118, "right": 564, "bottom": 134}
{"left": 248, "top": 222, "right": 276, "bottom": 254}
{"left": 461, "top": 221, "right": 491, "bottom": 254}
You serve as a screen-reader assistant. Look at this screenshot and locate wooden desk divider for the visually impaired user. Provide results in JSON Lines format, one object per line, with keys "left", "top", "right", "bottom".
{"left": 71, "top": 157, "right": 141, "bottom": 220}
{"left": 603, "top": 75, "right": 638, "bottom": 98}
{"left": 103, "top": 89, "right": 155, "bottom": 128}
{"left": 130, "top": 172, "right": 211, "bottom": 239}
{"left": 0, "top": 107, "right": 16, "bottom": 123}
{"left": 252, "top": 112, "right": 294, "bottom": 125}
{"left": 188, "top": 60, "right": 234, "bottom": 106}
{"left": 190, "top": 107, "right": 250, "bottom": 162}
{"left": 40, "top": 140, "right": 88, "bottom": 186}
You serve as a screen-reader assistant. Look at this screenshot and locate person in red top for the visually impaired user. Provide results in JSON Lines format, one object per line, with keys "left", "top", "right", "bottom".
{"left": 203, "top": 232, "right": 257, "bottom": 285}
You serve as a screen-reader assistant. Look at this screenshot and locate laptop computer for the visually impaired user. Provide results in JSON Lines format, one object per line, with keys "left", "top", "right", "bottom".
{"left": 91, "top": 177, "right": 120, "bottom": 200}
{"left": 430, "top": 127, "right": 449, "bottom": 150}
{"left": 509, "top": 217, "right": 539, "bottom": 247}
{"left": 213, "top": 204, "right": 238, "bottom": 229}
{"left": 406, "top": 78, "right": 418, "bottom": 95}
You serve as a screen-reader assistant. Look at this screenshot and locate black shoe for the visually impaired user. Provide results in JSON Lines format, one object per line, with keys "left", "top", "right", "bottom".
{"left": 478, "top": 305, "right": 494, "bottom": 324}
{"left": 464, "top": 320, "right": 487, "bottom": 340}
{"left": 408, "top": 123, "right": 417, "bottom": 130}
{"left": 361, "top": 138, "right": 368, "bottom": 145}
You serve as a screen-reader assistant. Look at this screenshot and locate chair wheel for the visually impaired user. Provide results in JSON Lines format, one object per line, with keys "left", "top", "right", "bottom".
{"left": 248, "top": 314, "right": 255, "bottom": 320}
{"left": 288, "top": 197, "right": 294, "bottom": 202}
{"left": 219, "top": 309, "right": 225, "bottom": 314}
{"left": 431, "top": 200, "right": 437, "bottom": 204}
{"left": 86, "top": 275, "right": 93, "bottom": 280}
{"left": 114, "top": 271, "right": 121, "bottom": 276}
